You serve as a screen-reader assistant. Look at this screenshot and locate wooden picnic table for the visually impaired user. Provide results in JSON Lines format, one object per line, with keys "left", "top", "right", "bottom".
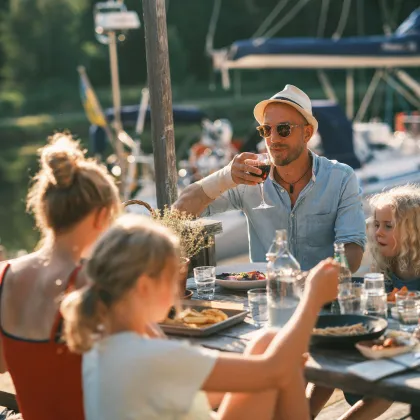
{"left": 184, "top": 278, "right": 420, "bottom": 406}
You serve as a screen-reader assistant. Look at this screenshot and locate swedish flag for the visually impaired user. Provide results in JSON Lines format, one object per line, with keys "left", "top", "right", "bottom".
{"left": 78, "top": 66, "right": 107, "bottom": 127}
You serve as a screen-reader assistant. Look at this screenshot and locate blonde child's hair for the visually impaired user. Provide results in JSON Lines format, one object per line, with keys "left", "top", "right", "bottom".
{"left": 61, "top": 214, "right": 180, "bottom": 353}
{"left": 369, "top": 184, "right": 420, "bottom": 276}
{"left": 26, "top": 132, "right": 121, "bottom": 236}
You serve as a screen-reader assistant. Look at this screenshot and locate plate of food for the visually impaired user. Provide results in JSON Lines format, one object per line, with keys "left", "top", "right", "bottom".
{"left": 160, "top": 300, "right": 248, "bottom": 337}
{"left": 311, "top": 314, "right": 388, "bottom": 347}
{"left": 356, "top": 330, "right": 418, "bottom": 359}
{"left": 214, "top": 263, "right": 267, "bottom": 290}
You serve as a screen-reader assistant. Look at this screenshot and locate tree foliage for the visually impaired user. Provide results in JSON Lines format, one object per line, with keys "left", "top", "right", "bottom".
{"left": 0, "top": 0, "right": 418, "bottom": 90}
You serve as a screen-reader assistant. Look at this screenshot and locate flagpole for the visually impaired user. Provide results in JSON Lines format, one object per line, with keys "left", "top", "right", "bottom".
{"left": 77, "top": 65, "right": 125, "bottom": 194}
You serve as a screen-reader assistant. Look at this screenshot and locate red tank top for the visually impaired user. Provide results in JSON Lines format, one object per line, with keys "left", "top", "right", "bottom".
{"left": 0, "top": 263, "right": 84, "bottom": 420}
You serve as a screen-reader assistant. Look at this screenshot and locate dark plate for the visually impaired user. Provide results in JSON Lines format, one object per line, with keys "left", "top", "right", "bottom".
{"left": 160, "top": 300, "right": 248, "bottom": 337}
{"left": 216, "top": 272, "right": 266, "bottom": 281}
{"left": 311, "top": 314, "right": 388, "bottom": 348}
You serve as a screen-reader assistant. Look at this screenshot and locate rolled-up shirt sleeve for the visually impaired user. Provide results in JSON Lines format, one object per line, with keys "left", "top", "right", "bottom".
{"left": 335, "top": 170, "right": 366, "bottom": 249}
{"left": 201, "top": 185, "right": 244, "bottom": 217}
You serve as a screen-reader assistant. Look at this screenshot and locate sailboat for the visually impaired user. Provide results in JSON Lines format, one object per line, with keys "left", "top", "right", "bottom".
{"left": 86, "top": 1, "right": 420, "bottom": 261}
{"left": 203, "top": 2, "right": 420, "bottom": 260}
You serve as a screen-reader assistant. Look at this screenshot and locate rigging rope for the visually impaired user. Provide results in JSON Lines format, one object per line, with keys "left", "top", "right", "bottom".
{"left": 333, "top": 0, "right": 352, "bottom": 40}
{"left": 205, "top": 0, "right": 222, "bottom": 55}
{"left": 252, "top": 0, "right": 290, "bottom": 39}
{"left": 379, "top": 0, "right": 394, "bottom": 35}
{"left": 357, "top": 0, "right": 367, "bottom": 105}
{"left": 263, "top": 0, "right": 312, "bottom": 39}
{"left": 393, "top": 0, "right": 403, "bottom": 27}
{"left": 317, "top": 0, "right": 330, "bottom": 38}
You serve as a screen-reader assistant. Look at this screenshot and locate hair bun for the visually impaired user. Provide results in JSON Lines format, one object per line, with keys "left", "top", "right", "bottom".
{"left": 41, "top": 133, "right": 84, "bottom": 189}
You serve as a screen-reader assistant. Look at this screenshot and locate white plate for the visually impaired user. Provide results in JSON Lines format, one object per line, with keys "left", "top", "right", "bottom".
{"left": 356, "top": 333, "right": 418, "bottom": 360}
{"left": 214, "top": 263, "right": 267, "bottom": 290}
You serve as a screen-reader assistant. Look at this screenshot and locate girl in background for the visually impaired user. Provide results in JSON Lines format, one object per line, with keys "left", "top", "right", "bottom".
{"left": 310, "top": 184, "right": 420, "bottom": 419}
{"left": 0, "top": 133, "right": 120, "bottom": 420}
{"left": 369, "top": 184, "right": 420, "bottom": 292}
{"left": 62, "top": 213, "right": 340, "bottom": 420}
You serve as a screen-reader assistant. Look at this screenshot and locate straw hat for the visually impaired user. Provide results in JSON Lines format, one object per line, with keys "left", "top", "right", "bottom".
{"left": 254, "top": 84, "right": 318, "bottom": 134}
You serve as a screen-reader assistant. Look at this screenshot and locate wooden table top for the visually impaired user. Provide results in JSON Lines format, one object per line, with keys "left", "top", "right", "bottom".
{"left": 183, "top": 278, "right": 420, "bottom": 405}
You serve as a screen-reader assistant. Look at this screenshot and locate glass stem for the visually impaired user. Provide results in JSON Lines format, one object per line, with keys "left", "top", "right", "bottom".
{"left": 259, "top": 183, "right": 265, "bottom": 204}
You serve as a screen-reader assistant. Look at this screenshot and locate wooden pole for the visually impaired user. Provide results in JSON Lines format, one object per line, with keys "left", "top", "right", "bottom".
{"left": 142, "top": 0, "right": 178, "bottom": 208}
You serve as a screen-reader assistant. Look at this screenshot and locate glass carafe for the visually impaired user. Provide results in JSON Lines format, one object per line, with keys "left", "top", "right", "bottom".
{"left": 267, "top": 230, "right": 301, "bottom": 328}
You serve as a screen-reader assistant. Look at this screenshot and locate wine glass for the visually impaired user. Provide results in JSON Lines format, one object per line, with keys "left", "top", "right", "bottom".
{"left": 247, "top": 153, "right": 274, "bottom": 210}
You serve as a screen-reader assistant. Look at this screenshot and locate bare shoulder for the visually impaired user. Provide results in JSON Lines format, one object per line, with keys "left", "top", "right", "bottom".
{"left": 4, "top": 252, "right": 42, "bottom": 280}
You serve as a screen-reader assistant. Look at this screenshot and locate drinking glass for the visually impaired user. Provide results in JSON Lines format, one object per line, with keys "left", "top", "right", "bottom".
{"left": 364, "top": 273, "right": 385, "bottom": 291}
{"left": 247, "top": 288, "right": 268, "bottom": 327}
{"left": 247, "top": 153, "right": 274, "bottom": 210}
{"left": 362, "top": 273, "right": 387, "bottom": 318}
{"left": 338, "top": 282, "right": 363, "bottom": 314}
{"left": 396, "top": 290, "right": 420, "bottom": 332}
{"left": 193, "top": 266, "right": 216, "bottom": 300}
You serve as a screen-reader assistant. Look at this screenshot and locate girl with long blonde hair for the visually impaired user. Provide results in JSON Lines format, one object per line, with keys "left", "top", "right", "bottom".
{"left": 310, "top": 184, "right": 420, "bottom": 420}
{"left": 0, "top": 133, "right": 120, "bottom": 420}
{"left": 61, "top": 213, "right": 340, "bottom": 420}
{"left": 369, "top": 184, "right": 420, "bottom": 291}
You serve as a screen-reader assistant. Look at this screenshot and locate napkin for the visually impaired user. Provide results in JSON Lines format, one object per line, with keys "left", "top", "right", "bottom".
{"left": 347, "top": 351, "right": 420, "bottom": 381}
{"left": 391, "top": 351, "right": 420, "bottom": 369}
{"left": 347, "top": 359, "right": 406, "bottom": 381}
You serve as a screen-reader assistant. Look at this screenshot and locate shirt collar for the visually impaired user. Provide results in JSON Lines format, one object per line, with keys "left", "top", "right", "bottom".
{"left": 269, "top": 150, "right": 318, "bottom": 182}
{"left": 310, "top": 150, "right": 319, "bottom": 182}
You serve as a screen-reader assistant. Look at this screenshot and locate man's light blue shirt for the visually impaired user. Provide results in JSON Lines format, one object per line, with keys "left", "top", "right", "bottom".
{"left": 202, "top": 152, "right": 366, "bottom": 270}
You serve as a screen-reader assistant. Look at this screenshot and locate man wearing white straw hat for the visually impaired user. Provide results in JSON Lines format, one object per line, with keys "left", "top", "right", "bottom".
{"left": 174, "top": 85, "right": 365, "bottom": 272}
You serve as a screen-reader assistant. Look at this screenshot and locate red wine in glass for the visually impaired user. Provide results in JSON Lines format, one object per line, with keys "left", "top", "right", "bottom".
{"left": 250, "top": 164, "right": 271, "bottom": 182}
{"left": 246, "top": 154, "right": 274, "bottom": 210}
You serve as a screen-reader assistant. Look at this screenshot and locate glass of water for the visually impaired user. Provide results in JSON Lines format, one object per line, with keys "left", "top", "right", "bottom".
{"left": 338, "top": 282, "right": 363, "bottom": 314}
{"left": 193, "top": 266, "right": 216, "bottom": 300}
{"left": 247, "top": 288, "right": 268, "bottom": 327}
{"left": 396, "top": 290, "right": 420, "bottom": 332}
{"left": 362, "top": 273, "right": 387, "bottom": 318}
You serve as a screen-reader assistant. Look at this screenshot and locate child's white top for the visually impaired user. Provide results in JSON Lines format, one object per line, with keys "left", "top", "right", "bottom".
{"left": 83, "top": 331, "right": 219, "bottom": 420}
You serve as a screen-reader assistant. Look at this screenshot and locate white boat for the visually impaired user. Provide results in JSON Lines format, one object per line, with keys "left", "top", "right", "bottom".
{"left": 119, "top": 2, "right": 420, "bottom": 261}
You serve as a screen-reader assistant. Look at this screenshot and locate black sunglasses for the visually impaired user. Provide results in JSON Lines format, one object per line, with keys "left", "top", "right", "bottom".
{"left": 256, "top": 123, "right": 308, "bottom": 138}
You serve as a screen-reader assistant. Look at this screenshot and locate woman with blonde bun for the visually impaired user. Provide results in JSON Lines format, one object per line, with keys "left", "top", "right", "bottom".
{"left": 0, "top": 133, "right": 120, "bottom": 420}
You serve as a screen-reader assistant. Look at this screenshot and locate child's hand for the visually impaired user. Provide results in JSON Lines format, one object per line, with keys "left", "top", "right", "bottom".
{"left": 306, "top": 258, "right": 340, "bottom": 306}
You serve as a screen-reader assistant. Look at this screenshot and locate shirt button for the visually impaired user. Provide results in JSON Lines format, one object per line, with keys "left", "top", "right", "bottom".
{"left": 281, "top": 189, "right": 285, "bottom": 193}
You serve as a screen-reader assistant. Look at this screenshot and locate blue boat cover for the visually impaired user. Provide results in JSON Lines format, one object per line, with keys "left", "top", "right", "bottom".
{"left": 312, "top": 101, "right": 361, "bottom": 169}
{"left": 89, "top": 104, "right": 206, "bottom": 155}
{"left": 105, "top": 104, "right": 206, "bottom": 125}
{"left": 228, "top": 9, "right": 420, "bottom": 60}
